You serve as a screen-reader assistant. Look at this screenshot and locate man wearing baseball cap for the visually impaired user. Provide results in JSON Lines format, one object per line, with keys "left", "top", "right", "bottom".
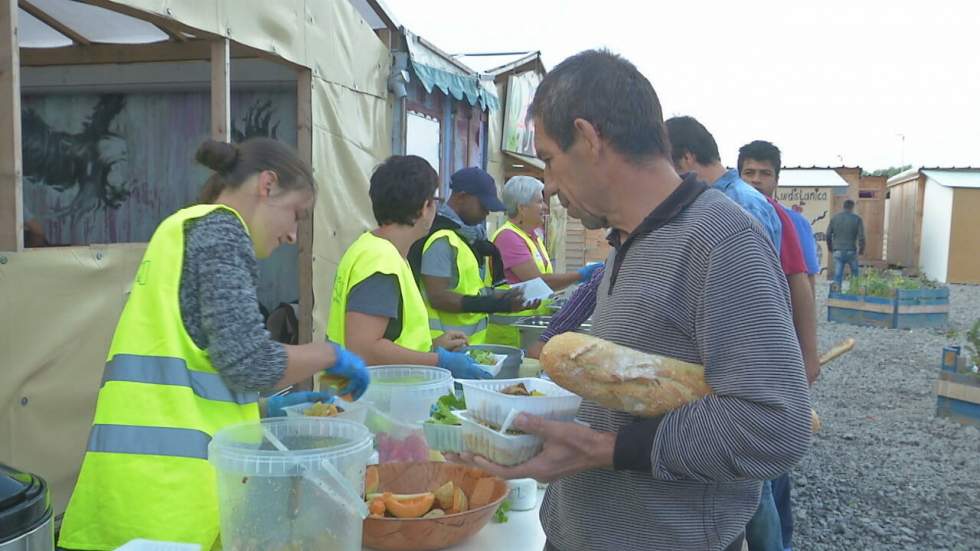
{"left": 409, "top": 167, "right": 536, "bottom": 345}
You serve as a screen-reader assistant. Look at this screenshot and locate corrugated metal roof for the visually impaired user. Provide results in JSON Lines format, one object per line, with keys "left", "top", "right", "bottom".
{"left": 777, "top": 169, "right": 850, "bottom": 188}
{"left": 923, "top": 169, "right": 980, "bottom": 189}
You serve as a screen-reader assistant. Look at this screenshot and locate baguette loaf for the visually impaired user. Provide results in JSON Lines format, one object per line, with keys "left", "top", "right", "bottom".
{"left": 541, "top": 332, "right": 823, "bottom": 432}
{"left": 540, "top": 332, "right": 711, "bottom": 417}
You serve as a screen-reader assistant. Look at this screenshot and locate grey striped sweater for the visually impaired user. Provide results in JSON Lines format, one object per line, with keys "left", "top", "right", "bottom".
{"left": 540, "top": 185, "right": 812, "bottom": 551}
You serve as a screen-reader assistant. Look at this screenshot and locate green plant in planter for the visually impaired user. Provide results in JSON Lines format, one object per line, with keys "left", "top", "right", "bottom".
{"left": 847, "top": 269, "right": 938, "bottom": 297}
{"left": 966, "top": 319, "right": 980, "bottom": 371}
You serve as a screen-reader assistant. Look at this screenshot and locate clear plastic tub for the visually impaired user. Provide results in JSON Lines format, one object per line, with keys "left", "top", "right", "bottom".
{"left": 360, "top": 365, "right": 454, "bottom": 424}
{"left": 458, "top": 377, "right": 582, "bottom": 427}
{"left": 208, "top": 418, "right": 372, "bottom": 551}
{"left": 281, "top": 399, "right": 368, "bottom": 425}
{"left": 422, "top": 421, "right": 464, "bottom": 453}
{"left": 457, "top": 411, "right": 542, "bottom": 466}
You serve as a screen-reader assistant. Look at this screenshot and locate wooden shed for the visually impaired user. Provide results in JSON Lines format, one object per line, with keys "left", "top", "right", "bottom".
{"left": 887, "top": 168, "right": 980, "bottom": 284}
{"left": 1, "top": 0, "right": 391, "bottom": 517}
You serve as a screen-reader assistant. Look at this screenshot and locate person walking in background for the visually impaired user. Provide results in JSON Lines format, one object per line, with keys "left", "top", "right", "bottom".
{"left": 826, "top": 199, "right": 865, "bottom": 290}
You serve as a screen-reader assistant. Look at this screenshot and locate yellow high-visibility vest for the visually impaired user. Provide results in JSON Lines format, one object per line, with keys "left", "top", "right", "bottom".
{"left": 421, "top": 229, "right": 489, "bottom": 344}
{"left": 328, "top": 231, "right": 433, "bottom": 353}
{"left": 59, "top": 204, "right": 260, "bottom": 551}
{"left": 486, "top": 221, "right": 553, "bottom": 347}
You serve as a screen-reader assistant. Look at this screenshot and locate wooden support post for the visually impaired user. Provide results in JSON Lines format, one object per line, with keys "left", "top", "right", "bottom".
{"left": 1, "top": 0, "right": 22, "bottom": 251}
{"left": 297, "top": 69, "right": 314, "bottom": 346}
{"left": 210, "top": 39, "right": 230, "bottom": 142}
{"left": 20, "top": 0, "right": 92, "bottom": 45}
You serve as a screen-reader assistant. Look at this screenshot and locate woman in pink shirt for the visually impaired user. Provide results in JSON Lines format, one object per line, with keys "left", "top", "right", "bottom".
{"left": 486, "top": 176, "right": 601, "bottom": 347}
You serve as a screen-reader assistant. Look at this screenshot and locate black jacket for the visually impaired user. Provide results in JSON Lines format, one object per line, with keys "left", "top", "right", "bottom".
{"left": 408, "top": 214, "right": 505, "bottom": 289}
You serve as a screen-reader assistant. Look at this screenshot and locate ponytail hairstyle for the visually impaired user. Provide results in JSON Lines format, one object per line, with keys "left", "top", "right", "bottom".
{"left": 196, "top": 138, "right": 315, "bottom": 204}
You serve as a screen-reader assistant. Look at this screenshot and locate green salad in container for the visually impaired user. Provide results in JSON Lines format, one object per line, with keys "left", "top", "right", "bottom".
{"left": 426, "top": 392, "right": 466, "bottom": 425}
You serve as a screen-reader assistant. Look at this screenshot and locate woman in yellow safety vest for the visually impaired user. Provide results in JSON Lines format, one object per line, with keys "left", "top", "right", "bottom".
{"left": 328, "top": 155, "right": 491, "bottom": 379}
{"left": 486, "top": 176, "right": 602, "bottom": 347}
{"left": 58, "top": 138, "right": 370, "bottom": 551}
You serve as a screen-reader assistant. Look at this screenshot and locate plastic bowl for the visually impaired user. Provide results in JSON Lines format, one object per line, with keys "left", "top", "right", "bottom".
{"left": 458, "top": 378, "right": 582, "bottom": 427}
{"left": 457, "top": 411, "right": 542, "bottom": 467}
{"left": 281, "top": 399, "right": 369, "bottom": 425}
{"left": 361, "top": 366, "right": 454, "bottom": 424}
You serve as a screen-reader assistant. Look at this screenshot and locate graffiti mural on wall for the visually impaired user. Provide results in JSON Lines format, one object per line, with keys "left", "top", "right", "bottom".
{"left": 22, "top": 94, "right": 132, "bottom": 233}
{"left": 21, "top": 91, "right": 296, "bottom": 246}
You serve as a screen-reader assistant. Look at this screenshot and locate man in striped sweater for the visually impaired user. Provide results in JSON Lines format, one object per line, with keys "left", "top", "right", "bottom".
{"left": 450, "top": 49, "right": 811, "bottom": 551}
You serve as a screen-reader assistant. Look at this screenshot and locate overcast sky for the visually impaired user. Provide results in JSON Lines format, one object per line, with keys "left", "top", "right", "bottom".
{"left": 383, "top": 0, "right": 978, "bottom": 171}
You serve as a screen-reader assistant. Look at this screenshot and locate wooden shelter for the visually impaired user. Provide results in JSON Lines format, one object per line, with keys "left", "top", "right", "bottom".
{"left": 886, "top": 168, "right": 980, "bottom": 283}
{"left": 1, "top": 0, "right": 391, "bottom": 516}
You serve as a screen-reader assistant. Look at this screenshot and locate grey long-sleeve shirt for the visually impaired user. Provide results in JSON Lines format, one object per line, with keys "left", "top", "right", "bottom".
{"left": 179, "top": 210, "right": 287, "bottom": 392}
{"left": 540, "top": 178, "right": 812, "bottom": 551}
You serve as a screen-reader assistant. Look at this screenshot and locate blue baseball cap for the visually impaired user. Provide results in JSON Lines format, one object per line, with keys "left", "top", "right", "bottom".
{"left": 450, "top": 167, "right": 505, "bottom": 212}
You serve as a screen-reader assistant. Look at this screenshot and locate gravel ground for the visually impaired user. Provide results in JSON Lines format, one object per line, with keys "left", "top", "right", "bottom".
{"left": 792, "top": 281, "right": 980, "bottom": 551}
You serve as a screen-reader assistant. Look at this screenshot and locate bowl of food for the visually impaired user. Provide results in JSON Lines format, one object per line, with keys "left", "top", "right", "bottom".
{"left": 458, "top": 377, "right": 582, "bottom": 427}
{"left": 465, "top": 348, "right": 508, "bottom": 377}
{"left": 281, "top": 398, "right": 369, "bottom": 424}
{"left": 362, "top": 462, "right": 509, "bottom": 551}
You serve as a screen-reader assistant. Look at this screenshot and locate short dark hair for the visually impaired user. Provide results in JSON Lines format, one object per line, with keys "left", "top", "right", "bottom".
{"left": 664, "top": 116, "right": 720, "bottom": 166}
{"left": 737, "top": 140, "right": 782, "bottom": 179}
{"left": 369, "top": 155, "right": 438, "bottom": 226}
{"left": 843, "top": 199, "right": 855, "bottom": 210}
{"left": 529, "top": 49, "right": 669, "bottom": 162}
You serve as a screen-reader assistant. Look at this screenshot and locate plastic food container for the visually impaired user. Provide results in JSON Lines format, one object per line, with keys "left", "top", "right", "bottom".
{"left": 208, "top": 418, "right": 372, "bottom": 551}
{"left": 360, "top": 366, "right": 454, "bottom": 424}
{"left": 458, "top": 378, "right": 582, "bottom": 427}
{"left": 457, "top": 411, "right": 542, "bottom": 467}
{"left": 421, "top": 421, "right": 464, "bottom": 453}
{"left": 506, "top": 478, "right": 538, "bottom": 511}
{"left": 465, "top": 344, "right": 523, "bottom": 379}
{"left": 281, "top": 399, "right": 369, "bottom": 425}
{"left": 466, "top": 351, "right": 507, "bottom": 377}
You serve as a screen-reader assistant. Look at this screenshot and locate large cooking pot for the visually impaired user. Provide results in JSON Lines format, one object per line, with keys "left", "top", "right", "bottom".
{"left": 514, "top": 315, "right": 592, "bottom": 352}
{"left": 0, "top": 464, "right": 53, "bottom": 551}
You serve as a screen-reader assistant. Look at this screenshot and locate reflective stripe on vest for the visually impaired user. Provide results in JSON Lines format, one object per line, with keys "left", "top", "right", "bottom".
{"left": 328, "top": 231, "right": 433, "bottom": 353}
{"left": 429, "top": 315, "right": 490, "bottom": 336}
{"left": 102, "top": 354, "right": 259, "bottom": 405}
{"left": 421, "top": 229, "right": 490, "bottom": 344}
{"left": 486, "top": 222, "right": 554, "bottom": 346}
{"left": 58, "top": 204, "right": 259, "bottom": 551}
{"left": 88, "top": 424, "right": 211, "bottom": 460}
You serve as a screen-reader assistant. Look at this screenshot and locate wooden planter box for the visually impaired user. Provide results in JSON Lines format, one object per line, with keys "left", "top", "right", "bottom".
{"left": 936, "top": 346, "right": 980, "bottom": 427}
{"left": 827, "top": 287, "right": 949, "bottom": 329}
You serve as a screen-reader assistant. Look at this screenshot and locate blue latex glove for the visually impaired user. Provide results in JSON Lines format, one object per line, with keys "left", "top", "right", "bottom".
{"left": 436, "top": 347, "right": 492, "bottom": 380}
{"left": 577, "top": 262, "right": 603, "bottom": 283}
{"left": 266, "top": 391, "right": 335, "bottom": 418}
{"left": 324, "top": 343, "right": 370, "bottom": 400}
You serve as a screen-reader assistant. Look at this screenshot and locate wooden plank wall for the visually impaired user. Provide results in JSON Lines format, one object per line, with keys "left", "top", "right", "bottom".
{"left": 858, "top": 175, "right": 886, "bottom": 263}
{"left": 947, "top": 187, "right": 980, "bottom": 284}
{"left": 885, "top": 177, "right": 923, "bottom": 269}
{"left": 0, "top": 0, "right": 22, "bottom": 251}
